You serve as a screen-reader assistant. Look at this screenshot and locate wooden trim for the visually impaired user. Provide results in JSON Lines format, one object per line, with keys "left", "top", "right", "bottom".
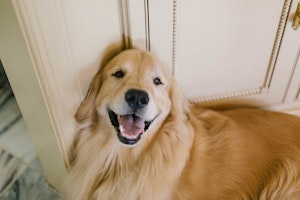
{"left": 144, "top": 0, "right": 151, "bottom": 51}
{"left": 190, "top": 88, "right": 264, "bottom": 104}
{"left": 118, "top": 0, "right": 132, "bottom": 49}
{"left": 291, "top": 45, "right": 300, "bottom": 102}
{"left": 173, "top": 0, "right": 293, "bottom": 103}
{"left": 172, "top": 0, "right": 180, "bottom": 75}
{"left": 263, "top": 0, "right": 293, "bottom": 89}
{"left": 11, "top": 0, "right": 81, "bottom": 169}
{"left": 2, "top": 0, "right": 68, "bottom": 191}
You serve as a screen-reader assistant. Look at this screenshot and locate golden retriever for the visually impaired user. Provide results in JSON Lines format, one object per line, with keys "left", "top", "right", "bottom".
{"left": 65, "top": 49, "right": 300, "bottom": 200}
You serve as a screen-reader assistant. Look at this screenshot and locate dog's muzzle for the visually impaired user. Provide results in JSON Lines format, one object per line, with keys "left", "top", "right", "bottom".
{"left": 108, "top": 89, "right": 153, "bottom": 145}
{"left": 108, "top": 110, "right": 152, "bottom": 145}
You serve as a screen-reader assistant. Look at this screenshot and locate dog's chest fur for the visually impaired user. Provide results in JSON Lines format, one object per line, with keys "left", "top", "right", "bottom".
{"left": 67, "top": 117, "right": 194, "bottom": 200}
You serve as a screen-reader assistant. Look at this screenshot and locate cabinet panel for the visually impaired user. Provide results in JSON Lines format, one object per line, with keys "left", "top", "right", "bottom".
{"left": 145, "top": 0, "right": 295, "bottom": 107}
{"left": 177, "top": 0, "right": 281, "bottom": 97}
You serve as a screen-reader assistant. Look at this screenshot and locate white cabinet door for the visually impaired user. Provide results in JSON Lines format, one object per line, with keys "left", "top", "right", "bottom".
{"left": 10, "top": 0, "right": 125, "bottom": 190}
{"left": 130, "top": 0, "right": 300, "bottom": 109}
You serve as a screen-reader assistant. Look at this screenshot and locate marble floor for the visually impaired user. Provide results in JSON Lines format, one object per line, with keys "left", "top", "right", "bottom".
{"left": 0, "top": 87, "right": 64, "bottom": 199}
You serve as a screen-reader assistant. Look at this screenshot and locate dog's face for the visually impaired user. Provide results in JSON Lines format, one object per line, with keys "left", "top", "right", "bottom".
{"left": 76, "top": 49, "right": 176, "bottom": 146}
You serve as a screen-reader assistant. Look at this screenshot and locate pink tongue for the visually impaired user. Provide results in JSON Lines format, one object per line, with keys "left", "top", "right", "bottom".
{"left": 118, "top": 115, "right": 145, "bottom": 138}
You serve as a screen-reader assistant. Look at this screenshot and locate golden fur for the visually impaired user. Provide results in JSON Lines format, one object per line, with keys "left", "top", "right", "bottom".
{"left": 65, "top": 49, "right": 300, "bottom": 199}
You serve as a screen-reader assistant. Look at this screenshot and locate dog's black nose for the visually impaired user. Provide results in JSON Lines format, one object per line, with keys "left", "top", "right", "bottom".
{"left": 125, "top": 89, "right": 149, "bottom": 110}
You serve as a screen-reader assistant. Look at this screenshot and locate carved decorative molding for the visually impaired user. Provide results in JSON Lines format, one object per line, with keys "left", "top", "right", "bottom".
{"left": 171, "top": 0, "right": 292, "bottom": 103}
{"left": 263, "top": 0, "right": 292, "bottom": 89}
{"left": 172, "top": 0, "right": 180, "bottom": 75}
{"left": 189, "top": 88, "right": 265, "bottom": 104}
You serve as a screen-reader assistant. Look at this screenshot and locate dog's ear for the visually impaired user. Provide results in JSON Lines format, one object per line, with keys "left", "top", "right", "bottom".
{"left": 75, "top": 67, "right": 104, "bottom": 126}
{"left": 75, "top": 45, "right": 122, "bottom": 126}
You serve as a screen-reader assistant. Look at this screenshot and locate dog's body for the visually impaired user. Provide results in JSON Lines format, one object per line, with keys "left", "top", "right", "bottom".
{"left": 65, "top": 49, "right": 300, "bottom": 199}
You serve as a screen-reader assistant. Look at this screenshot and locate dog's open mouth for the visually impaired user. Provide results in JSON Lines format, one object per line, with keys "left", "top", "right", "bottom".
{"left": 108, "top": 109, "right": 152, "bottom": 145}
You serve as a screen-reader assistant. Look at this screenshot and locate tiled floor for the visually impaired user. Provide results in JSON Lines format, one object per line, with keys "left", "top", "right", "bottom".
{"left": 0, "top": 87, "right": 64, "bottom": 199}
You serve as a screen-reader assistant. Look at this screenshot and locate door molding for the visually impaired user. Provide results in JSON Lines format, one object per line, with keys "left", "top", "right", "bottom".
{"left": 172, "top": 0, "right": 293, "bottom": 103}
{"left": 11, "top": 0, "right": 80, "bottom": 169}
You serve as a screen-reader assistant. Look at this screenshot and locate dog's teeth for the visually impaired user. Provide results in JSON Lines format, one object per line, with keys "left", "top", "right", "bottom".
{"left": 124, "top": 134, "right": 136, "bottom": 139}
{"left": 119, "top": 125, "right": 138, "bottom": 140}
{"left": 120, "top": 125, "right": 124, "bottom": 134}
{"left": 122, "top": 133, "right": 137, "bottom": 140}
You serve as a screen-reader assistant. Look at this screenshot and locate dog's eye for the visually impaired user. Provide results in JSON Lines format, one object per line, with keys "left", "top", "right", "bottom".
{"left": 153, "top": 77, "right": 163, "bottom": 85}
{"left": 112, "top": 70, "right": 125, "bottom": 78}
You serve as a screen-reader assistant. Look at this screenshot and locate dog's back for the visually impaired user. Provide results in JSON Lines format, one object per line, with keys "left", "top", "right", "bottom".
{"left": 174, "top": 107, "right": 300, "bottom": 199}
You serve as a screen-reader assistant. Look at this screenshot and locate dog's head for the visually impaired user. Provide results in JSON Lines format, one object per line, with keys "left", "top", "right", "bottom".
{"left": 75, "top": 49, "right": 186, "bottom": 146}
